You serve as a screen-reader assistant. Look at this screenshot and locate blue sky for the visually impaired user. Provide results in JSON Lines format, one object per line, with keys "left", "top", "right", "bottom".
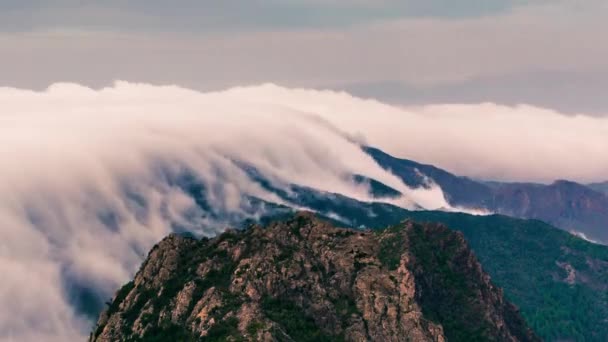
{"left": 1, "top": 0, "right": 607, "bottom": 113}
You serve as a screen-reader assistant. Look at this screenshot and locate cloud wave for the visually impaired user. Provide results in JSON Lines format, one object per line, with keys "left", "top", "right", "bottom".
{"left": 0, "top": 81, "right": 448, "bottom": 341}
{"left": 0, "top": 81, "right": 606, "bottom": 340}
{"left": 226, "top": 84, "right": 608, "bottom": 183}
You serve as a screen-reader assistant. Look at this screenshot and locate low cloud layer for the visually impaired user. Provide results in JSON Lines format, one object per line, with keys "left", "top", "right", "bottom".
{"left": 226, "top": 84, "right": 608, "bottom": 183}
{"left": 0, "top": 82, "right": 448, "bottom": 341}
{"left": 0, "top": 82, "right": 606, "bottom": 341}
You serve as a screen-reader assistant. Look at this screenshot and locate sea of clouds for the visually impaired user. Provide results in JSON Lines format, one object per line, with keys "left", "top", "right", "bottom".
{"left": 1, "top": 82, "right": 607, "bottom": 341}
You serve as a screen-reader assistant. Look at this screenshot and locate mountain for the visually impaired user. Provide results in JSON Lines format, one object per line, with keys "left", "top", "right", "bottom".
{"left": 365, "top": 146, "right": 608, "bottom": 243}
{"left": 91, "top": 213, "right": 538, "bottom": 342}
{"left": 589, "top": 181, "right": 608, "bottom": 195}
{"left": 363, "top": 146, "right": 493, "bottom": 207}
{"left": 400, "top": 211, "right": 608, "bottom": 341}
{"left": 490, "top": 180, "right": 608, "bottom": 242}
{"left": 154, "top": 160, "right": 608, "bottom": 341}
{"left": 74, "top": 145, "right": 608, "bottom": 342}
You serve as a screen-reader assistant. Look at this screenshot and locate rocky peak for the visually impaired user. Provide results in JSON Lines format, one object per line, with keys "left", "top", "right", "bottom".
{"left": 91, "top": 212, "right": 538, "bottom": 341}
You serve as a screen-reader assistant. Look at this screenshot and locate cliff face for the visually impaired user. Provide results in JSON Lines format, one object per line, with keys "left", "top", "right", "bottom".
{"left": 91, "top": 213, "right": 538, "bottom": 342}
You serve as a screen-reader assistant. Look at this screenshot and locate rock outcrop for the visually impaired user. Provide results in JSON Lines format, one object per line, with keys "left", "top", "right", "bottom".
{"left": 91, "top": 212, "right": 538, "bottom": 341}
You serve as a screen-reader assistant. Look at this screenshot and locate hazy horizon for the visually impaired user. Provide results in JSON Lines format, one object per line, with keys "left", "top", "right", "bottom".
{"left": 2, "top": 0, "right": 608, "bottom": 114}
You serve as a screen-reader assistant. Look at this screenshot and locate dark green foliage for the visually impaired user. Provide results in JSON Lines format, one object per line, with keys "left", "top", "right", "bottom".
{"left": 96, "top": 210, "right": 608, "bottom": 342}
{"left": 121, "top": 287, "right": 155, "bottom": 329}
{"left": 377, "top": 226, "right": 407, "bottom": 270}
{"left": 108, "top": 235, "right": 242, "bottom": 340}
{"left": 246, "top": 321, "right": 265, "bottom": 336}
{"left": 198, "top": 262, "right": 237, "bottom": 291}
{"left": 261, "top": 297, "right": 338, "bottom": 342}
{"left": 276, "top": 244, "right": 297, "bottom": 262}
{"left": 106, "top": 281, "right": 134, "bottom": 316}
{"left": 333, "top": 295, "right": 358, "bottom": 318}
{"left": 137, "top": 322, "right": 199, "bottom": 342}
{"left": 209, "top": 292, "right": 243, "bottom": 321}
{"left": 399, "top": 211, "right": 608, "bottom": 342}
{"left": 406, "top": 224, "right": 492, "bottom": 341}
{"left": 203, "top": 317, "right": 243, "bottom": 342}
{"left": 216, "top": 230, "right": 241, "bottom": 244}
{"left": 92, "top": 281, "right": 137, "bottom": 339}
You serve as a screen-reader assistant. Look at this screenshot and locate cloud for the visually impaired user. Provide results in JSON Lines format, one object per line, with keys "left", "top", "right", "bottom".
{"left": 1, "top": 1, "right": 607, "bottom": 116}
{"left": 0, "top": 81, "right": 451, "bottom": 341}
{"left": 340, "top": 70, "right": 608, "bottom": 115}
{"left": 229, "top": 83, "right": 608, "bottom": 183}
{"left": 0, "top": 0, "right": 525, "bottom": 33}
{"left": 1, "top": 81, "right": 606, "bottom": 340}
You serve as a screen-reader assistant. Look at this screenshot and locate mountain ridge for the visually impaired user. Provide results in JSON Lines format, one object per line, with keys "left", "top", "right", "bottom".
{"left": 65, "top": 145, "right": 608, "bottom": 342}
{"left": 589, "top": 181, "right": 608, "bottom": 195}
{"left": 91, "top": 213, "right": 538, "bottom": 342}
{"left": 364, "top": 146, "right": 608, "bottom": 243}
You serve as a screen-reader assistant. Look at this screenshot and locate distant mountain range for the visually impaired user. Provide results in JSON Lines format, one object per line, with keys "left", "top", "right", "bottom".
{"left": 365, "top": 146, "right": 608, "bottom": 244}
{"left": 146, "top": 145, "right": 608, "bottom": 245}
{"left": 589, "top": 181, "right": 608, "bottom": 195}
{"left": 81, "top": 144, "right": 608, "bottom": 341}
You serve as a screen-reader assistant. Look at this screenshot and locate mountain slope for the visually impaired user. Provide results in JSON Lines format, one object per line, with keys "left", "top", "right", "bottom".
{"left": 78, "top": 146, "right": 608, "bottom": 342}
{"left": 490, "top": 180, "right": 608, "bottom": 241}
{"left": 400, "top": 211, "right": 608, "bottom": 341}
{"left": 153, "top": 162, "right": 608, "bottom": 341}
{"left": 175, "top": 163, "right": 608, "bottom": 341}
{"left": 365, "top": 146, "right": 608, "bottom": 243}
{"left": 363, "top": 146, "right": 493, "bottom": 207}
{"left": 91, "top": 213, "right": 537, "bottom": 342}
{"left": 589, "top": 181, "right": 608, "bottom": 195}
{"left": 247, "top": 206, "right": 608, "bottom": 340}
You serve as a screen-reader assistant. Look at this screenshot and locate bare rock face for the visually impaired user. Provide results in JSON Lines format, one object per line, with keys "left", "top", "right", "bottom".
{"left": 90, "top": 212, "right": 538, "bottom": 342}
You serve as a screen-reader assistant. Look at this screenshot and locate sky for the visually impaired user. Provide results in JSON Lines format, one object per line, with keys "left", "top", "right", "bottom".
{"left": 1, "top": 0, "right": 608, "bottom": 114}
{"left": 1, "top": 3, "right": 608, "bottom": 340}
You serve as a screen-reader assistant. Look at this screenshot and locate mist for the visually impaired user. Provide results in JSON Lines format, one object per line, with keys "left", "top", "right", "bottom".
{"left": 0, "top": 81, "right": 606, "bottom": 341}
{"left": 0, "top": 81, "right": 449, "bottom": 341}
{"left": 227, "top": 84, "right": 608, "bottom": 183}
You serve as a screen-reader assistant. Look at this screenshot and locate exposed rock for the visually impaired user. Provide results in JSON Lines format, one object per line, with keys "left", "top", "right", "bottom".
{"left": 556, "top": 261, "right": 577, "bottom": 285}
{"left": 91, "top": 212, "right": 538, "bottom": 342}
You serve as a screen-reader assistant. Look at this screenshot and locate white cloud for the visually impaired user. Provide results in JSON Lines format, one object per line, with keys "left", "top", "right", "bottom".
{"left": 0, "top": 81, "right": 606, "bottom": 340}
{"left": 0, "top": 81, "right": 449, "bottom": 341}
{"left": 1, "top": 1, "right": 607, "bottom": 102}
{"left": 229, "top": 84, "right": 608, "bottom": 182}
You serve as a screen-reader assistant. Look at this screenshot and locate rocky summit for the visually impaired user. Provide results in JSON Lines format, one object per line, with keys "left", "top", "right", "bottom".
{"left": 91, "top": 212, "right": 538, "bottom": 342}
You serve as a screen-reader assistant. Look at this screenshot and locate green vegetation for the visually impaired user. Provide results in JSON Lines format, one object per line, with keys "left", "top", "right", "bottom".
{"left": 397, "top": 211, "right": 608, "bottom": 342}
{"left": 96, "top": 210, "right": 608, "bottom": 342}
{"left": 120, "top": 287, "right": 155, "bottom": 330}
{"left": 377, "top": 226, "right": 407, "bottom": 270}
{"left": 99, "top": 235, "right": 245, "bottom": 341}
{"left": 137, "top": 322, "right": 199, "bottom": 342}
{"left": 203, "top": 317, "right": 243, "bottom": 342}
{"left": 93, "top": 281, "right": 136, "bottom": 339}
{"left": 405, "top": 223, "right": 492, "bottom": 341}
{"left": 333, "top": 295, "right": 358, "bottom": 318}
{"left": 261, "top": 297, "right": 339, "bottom": 342}
{"left": 246, "top": 321, "right": 265, "bottom": 336}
